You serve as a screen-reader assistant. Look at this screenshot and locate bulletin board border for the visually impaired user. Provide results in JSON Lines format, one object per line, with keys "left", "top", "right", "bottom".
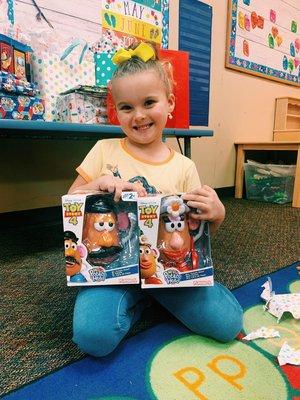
{"left": 225, "top": 0, "right": 300, "bottom": 87}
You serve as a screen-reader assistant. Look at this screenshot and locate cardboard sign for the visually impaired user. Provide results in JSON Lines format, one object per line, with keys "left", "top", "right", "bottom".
{"left": 101, "top": 0, "right": 163, "bottom": 50}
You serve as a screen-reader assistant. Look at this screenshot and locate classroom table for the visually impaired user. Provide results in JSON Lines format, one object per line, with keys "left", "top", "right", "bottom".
{"left": 0, "top": 120, "right": 214, "bottom": 158}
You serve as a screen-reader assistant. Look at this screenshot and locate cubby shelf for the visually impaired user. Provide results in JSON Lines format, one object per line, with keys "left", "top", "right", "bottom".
{"left": 274, "top": 97, "right": 300, "bottom": 141}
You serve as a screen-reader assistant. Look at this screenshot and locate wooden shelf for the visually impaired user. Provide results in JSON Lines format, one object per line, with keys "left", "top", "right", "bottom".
{"left": 274, "top": 97, "right": 300, "bottom": 141}
{"left": 287, "top": 114, "right": 300, "bottom": 118}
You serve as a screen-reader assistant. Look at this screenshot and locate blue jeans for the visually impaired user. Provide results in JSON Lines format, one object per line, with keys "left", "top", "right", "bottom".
{"left": 73, "top": 283, "right": 243, "bottom": 357}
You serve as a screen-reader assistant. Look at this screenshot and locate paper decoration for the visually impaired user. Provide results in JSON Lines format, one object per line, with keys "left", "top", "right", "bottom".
{"left": 261, "top": 278, "right": 300, "bottom": 322}
{"left": 7, "top": 0, "right": 14, "bottom": 25}
{"left": 161, "top": 0, "right": 169, "bottom": 49}
{"left": 160, "top": 49, "right": 190, "bottom": 128}
{"left": 31, "top": 53, "right": 95, "bottom": 121}
{"left": 94, "top": 51, "right": 117, "bottom": 87}
{"left": 101, "top": 0, "right": 164, "bottom": 50}
{"left": 243, "top": 326, "right": 280, "bottom": 341}
{"left": 226, "top": 0, "right": 300, "bottom": 86}
{"left": 278, "top": 342, "right": 300, "bottom": 366}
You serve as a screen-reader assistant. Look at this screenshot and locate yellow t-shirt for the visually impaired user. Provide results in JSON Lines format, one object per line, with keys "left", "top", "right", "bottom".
{"left": 76, "top": 138, "right": 201, "bottom": 194}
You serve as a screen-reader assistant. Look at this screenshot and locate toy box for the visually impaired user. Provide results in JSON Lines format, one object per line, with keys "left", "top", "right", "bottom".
{"left": 244, "top": 160, "right": 295, "bottom": 204}
{"left": 137, "top": 194, "right": 214, "bottom": 288}
{"left": 62, "top": 191, "right": 140, "bottom": 286}
{"left": 56, "top": 85, "right": 107, "bottom": 124}
{"left": 0, "top": 93, "right": 44, "bottom": 120}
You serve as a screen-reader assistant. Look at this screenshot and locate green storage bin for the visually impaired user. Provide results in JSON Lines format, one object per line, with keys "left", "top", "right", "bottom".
{"left": 244, "top": 160, "right": 295, "bottom": 204}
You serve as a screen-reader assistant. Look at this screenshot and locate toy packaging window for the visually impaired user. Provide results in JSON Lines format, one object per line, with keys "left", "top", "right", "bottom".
{"left": 138, "top": 194, "right": 214, "bottom": 288}
{"left": 62, "top": 192, "right": 140, "bottom": 286}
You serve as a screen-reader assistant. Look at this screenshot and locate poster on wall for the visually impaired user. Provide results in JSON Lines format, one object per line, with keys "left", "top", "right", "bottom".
{"left": 226, "top": 0, "right": 300, "bottom": 86}
{"left": 101, "top": 0, "right": 165, "bottom": 49}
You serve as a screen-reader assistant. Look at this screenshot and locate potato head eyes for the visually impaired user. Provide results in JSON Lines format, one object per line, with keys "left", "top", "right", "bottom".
{"left": 165, "top": 221, "right": 185, "bottom": 233}
{"left": 94, "top": 221, "right": 116, "bottom": 232}
{"left": 65, "top": 241, "right": 77, "bottom": 251}
{"left": 140, "top": 247, "right": 151, "bottom": 255}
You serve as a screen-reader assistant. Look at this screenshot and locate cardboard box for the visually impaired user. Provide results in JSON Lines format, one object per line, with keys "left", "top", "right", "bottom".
{"left": 137, "top": 194, "right": 214, "bottom": 288}
{"left": 0, "top": 93, "right": 44, "bottom": 120}
{"left": 62, "top": 192, "right": 140, "bottom": 286}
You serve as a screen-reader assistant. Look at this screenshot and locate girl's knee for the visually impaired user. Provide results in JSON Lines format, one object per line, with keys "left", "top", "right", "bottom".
{"left": 186, "top": 285, "right": 244, "bottom": 343}
{"left": 73, "top": 321, "right": 123, "bottom": 357}
{"left": 213, "top": 303, "right": 244, "bottom": 342}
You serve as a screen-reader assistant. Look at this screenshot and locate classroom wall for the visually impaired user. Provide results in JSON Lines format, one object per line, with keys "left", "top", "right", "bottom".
{"left": 1, "top": 0, "right": 299, "bottom": 213}
{"left": 171, "top": 0, "right": 299, "bottom": 188}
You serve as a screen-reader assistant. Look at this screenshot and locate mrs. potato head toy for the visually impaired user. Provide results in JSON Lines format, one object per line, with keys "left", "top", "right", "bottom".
{"left": 157, "top": 196, "right": 204, "bottom": 272}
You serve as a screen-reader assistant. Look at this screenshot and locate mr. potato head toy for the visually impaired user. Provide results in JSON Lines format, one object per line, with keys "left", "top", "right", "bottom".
{"left": 157, "top": 196, "right": 204, "bottom": 272}
{"left": 82, "top": 195, "right": 123, "bottom": 267}
{"left": 82, "top": 194, "right": 137, "bottom": 268}
{"left": 64, "top": 230, "right": 87, "bottom": 283}
{"left": 139, "top": 234, "right": 162, "bottom": 285}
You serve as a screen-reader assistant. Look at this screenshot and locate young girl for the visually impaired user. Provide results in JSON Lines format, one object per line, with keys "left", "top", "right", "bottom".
{"left": 69, "top": 42, "right": 243, "bottom": 357}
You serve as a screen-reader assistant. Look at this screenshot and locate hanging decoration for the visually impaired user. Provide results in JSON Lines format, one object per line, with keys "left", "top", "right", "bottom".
{"left": 6, "top": 0, "right": 14, "bottom": 25}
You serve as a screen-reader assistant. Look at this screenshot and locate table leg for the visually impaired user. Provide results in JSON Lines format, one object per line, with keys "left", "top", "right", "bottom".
{"left": 184, "top": 138, "right": 191, "bottom": 158}
{"left": 235, "top": 145, "right": 245, "bottom": 198}
{"left": 292, "top": 147, "right": 300, "bottom": 208}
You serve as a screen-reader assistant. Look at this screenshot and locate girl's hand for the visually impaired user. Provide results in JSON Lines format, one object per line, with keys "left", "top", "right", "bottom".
{"left": 68, "top": 174, "right": 147, "bottom": 201}
{"left": 96, "top": 175, "right": 147, "bottom": 201}
{"left": 182, "top": 185, "right": 225, "bottom": 234}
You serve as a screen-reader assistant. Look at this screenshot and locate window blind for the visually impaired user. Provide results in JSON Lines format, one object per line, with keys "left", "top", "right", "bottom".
{"left": 179, "top": 0, "right": 212, "bottom": 126}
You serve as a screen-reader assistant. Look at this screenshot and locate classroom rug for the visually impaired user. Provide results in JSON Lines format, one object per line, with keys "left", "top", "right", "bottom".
{"left": 3, "top": 261, "right": 300, "bottom": 400}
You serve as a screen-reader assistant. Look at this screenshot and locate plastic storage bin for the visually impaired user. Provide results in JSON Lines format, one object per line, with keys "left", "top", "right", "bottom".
{"left": 244, "top": 160, "right": 295, "bottom": 204}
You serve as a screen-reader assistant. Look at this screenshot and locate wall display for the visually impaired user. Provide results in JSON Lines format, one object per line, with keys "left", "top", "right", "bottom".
{"left": 226, "top": 0, "right": 300, "bottom": 86}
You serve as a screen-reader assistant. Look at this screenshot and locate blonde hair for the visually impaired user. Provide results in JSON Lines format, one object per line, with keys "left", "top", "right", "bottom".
{"left": 111, "top": 42, "right": 175, "bottom": 96}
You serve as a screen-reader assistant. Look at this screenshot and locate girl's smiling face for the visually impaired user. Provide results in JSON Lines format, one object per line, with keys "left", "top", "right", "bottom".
{"left": 112, "top": 70, "right": 175, "bottom": 146}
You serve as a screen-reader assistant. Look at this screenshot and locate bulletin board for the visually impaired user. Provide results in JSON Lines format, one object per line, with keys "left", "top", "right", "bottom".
{"left": 226, "top": 0, "right": 300, "bottom": 86}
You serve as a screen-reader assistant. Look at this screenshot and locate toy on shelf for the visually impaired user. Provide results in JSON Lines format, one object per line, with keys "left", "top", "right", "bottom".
{"left": 62, "top": 191, "right": 140, "bottom": 286}
{"left": 137, "top": 194, "right": 214, "bottom": 288}
{"left": 0, "top": 34, "right": 32, "bottom": 80}
{"left": 0, "top": 34, "right": 45, "bottom": 120}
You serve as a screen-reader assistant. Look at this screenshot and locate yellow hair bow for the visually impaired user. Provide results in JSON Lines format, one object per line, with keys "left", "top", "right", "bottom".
{"left": 112, "top": 42, "right": 156, "bottom": 65}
